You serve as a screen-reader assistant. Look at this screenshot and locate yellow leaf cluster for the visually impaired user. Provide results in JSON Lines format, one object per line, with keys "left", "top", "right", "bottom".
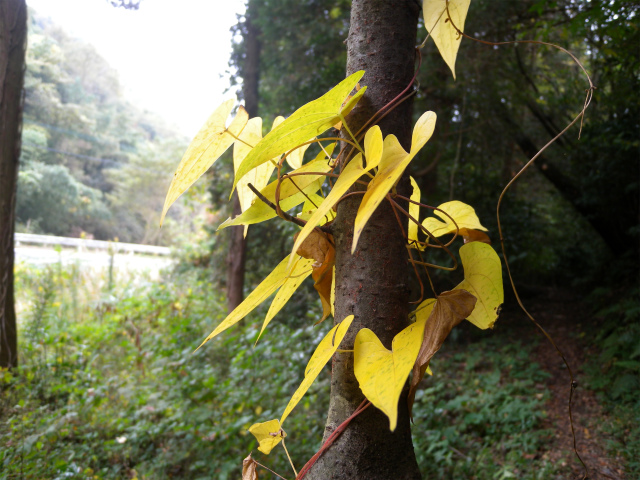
{"left": 233, "top": 70, "right": 366, "bottom": 189}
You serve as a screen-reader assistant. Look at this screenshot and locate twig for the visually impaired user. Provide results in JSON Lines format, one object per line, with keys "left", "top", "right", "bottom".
{"left": 246, "top": 183, "right": 331, "bottom": 233}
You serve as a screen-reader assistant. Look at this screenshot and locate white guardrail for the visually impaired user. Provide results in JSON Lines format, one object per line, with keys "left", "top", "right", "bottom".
{"left": 15, "top": 233, "right": 171, "bottom": 256}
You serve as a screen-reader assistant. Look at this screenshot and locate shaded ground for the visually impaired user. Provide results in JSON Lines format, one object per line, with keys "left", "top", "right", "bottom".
{"left": 505, "top": 288, "right": 627, "bottom": 479}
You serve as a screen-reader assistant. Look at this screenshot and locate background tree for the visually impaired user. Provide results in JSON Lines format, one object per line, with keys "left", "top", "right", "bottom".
{"left": 226, "top": 0, "right": 261, "bottom": 311}
{"left": 0, "top": 0, "right": 27, "bottom": 369}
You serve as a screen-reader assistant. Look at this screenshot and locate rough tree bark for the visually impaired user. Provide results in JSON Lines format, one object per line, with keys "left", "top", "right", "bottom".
{"left": 227, "top": 2, "right": 261, "bottom": 311}
{"left": 307, "top": 1, "right": 422, "bottom": 478}
{"left": 0, "top": 0, "right": 27, "bottom": 369}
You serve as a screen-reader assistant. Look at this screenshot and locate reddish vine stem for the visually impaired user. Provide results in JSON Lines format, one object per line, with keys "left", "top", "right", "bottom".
{"left": 387, "top": 198, "right": 425, "bottom": 304}
{"left": 296, "top": 400, "right": 371, "bottom": 479}
{"left": 443, "top": 5, "right": 594, "bottom": 478}
{"left": 388, "top": 198, "right": 458, "bottom": 271}
{"left": 394, "top": 194, "right": 461, "bottom": 248}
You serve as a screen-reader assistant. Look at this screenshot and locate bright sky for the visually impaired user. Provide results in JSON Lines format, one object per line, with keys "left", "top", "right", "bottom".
{"left": 26, "top": 0, "right": 246, "bottom": 137}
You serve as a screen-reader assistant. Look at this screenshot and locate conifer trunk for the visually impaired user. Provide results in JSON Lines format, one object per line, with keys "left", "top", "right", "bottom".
{"left": 306, "top": 1, "right": 422, "bottom": 478}
{"left": 0, "top": 0, "right": 26, "bottom": 369}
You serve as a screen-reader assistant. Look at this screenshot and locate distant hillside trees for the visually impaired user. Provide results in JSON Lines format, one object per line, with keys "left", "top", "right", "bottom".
{"left": 15, "top": 10, "right": 200, "bottom": 245}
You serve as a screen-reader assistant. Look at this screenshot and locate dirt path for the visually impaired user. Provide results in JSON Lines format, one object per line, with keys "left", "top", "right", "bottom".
{"left": 514, "top": 289, "right": 627, "bottom": 479}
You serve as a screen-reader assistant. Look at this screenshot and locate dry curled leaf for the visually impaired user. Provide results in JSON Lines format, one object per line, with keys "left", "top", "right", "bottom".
{"left": 242, "top": 454, "right": 259, "bottom": 480}
{"left": 408, "top": 289, "right": 477, "bottom": 415}
{"left": 459, "top": 228, "right": 491, "bottom": 244}
{"left": 296, "top": 231, "right": 335, "bottom": 323}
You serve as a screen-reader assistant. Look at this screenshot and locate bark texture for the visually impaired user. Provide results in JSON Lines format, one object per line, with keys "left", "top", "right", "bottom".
{"left": 0, "top": 0, "right": 26, "bottom": 369}
{"left": 227, "top": 4, "right": 261, "bottom": 312}
{"left": 306, "top": 1, "right": 422, "bottom": 478}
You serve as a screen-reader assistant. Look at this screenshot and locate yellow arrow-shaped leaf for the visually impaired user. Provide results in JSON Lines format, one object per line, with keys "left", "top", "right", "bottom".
{"left": 218, "top": 157, "right": 332, "bottom": 229}
{"left": 256, "top": 256, "right": 314, "bottom": 344}
{"left": 248, "top": 419, "right": 285, "bottom": 455}
{"left": 352, "top": 111, "right": 437, "bottom": 253}
{"left": 280, "top": 315, "right": 354, "bottom": 425}
{"left": 408, "top": 176, "right": 421, "bottom": 247}
{"left": 454, "top": 242, "right": 503, "bottom": 329}
{"left": 234, "top": 117, "right": 273, "bottom": 237}
{"left": 353, "top": 315, "right": 427, "bottom": 431}
{"left": 196, "top": 254, "right": 306, "bottom": 350}
{"left": 291, "top": 153, "right": 368, "bottom": 264}
{"left": 363, "top": 125, "right": 383, "bottom": 170}
{"left": 234, "top": 71, "right": 365, "bottom": 188}
{"left": 422, "top": 200, "right": 487, "bottom": 238}
{"left": 423, "top": 0, "right": 471, "bottom": 79}
{"left": 162, "top": 100, "right": 248, "bottom": 223}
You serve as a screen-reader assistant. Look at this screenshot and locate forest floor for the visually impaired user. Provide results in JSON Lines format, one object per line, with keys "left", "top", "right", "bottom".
{"left": 503, "top": 287, "right": 628, "bottom": 480}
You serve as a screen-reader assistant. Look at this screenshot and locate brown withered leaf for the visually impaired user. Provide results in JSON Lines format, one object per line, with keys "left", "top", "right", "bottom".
{"left": 459, "top": 228, "right": 491, "bottom": 244}
{"left": 295, "top": 230, "right": 336, "bottom": 323}
{"left": 408, "top": 289, "right": 477, "bottom": 416}
{"left": 242, "top": 453, "right": 259, "bottom": 480}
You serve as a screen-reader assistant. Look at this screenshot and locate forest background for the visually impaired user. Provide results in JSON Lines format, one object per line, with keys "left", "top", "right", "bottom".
{"left": 1, "top": 0, "right": 638, "bottom": 479}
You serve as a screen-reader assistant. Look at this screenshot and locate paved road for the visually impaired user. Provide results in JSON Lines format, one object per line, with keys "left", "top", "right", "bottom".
{"left": 15, "top": 245, "right": 173, "bottom": 273}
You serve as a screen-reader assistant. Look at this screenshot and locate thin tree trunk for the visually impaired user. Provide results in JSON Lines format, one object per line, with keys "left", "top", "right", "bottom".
{"left": 307, "top": 1, "right": 422, "bottom": 478}
{"left": 227, "top": 4, "right": 261, "bottom": 311}
{"left": 0, "top": 0, "right": 27, "bottom": 369}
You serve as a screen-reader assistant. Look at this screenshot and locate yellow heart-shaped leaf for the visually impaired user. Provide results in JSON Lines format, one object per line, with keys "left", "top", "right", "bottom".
{"left": 352, "top": 111, "right": 437, "bottom": 253}
{"left": 423, "top": 0, "right": 471, "bottom": 79}
{"left": 248, "top": 419, "right": 285, "bottom": 455}
{"left": 353, "top": 315, "right": 427, "bottom": 431}
{"left": 422, "top": 200, "right": 487, "bottom": 238}
{"left": 454, "top": 242, "right": 503, "bottom": 329}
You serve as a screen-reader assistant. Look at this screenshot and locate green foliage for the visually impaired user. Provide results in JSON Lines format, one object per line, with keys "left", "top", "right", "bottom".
{"left": 412, "top": 336, "right": 556, "bottom": 479}
{"left": 1, "top": 263, "right": 558, "bottom": 479}
{"left": 16, "top": 161, "right": 112, "bottom": 237}
{"left": 586, "top": 288, "right": 640, "bottom": 477}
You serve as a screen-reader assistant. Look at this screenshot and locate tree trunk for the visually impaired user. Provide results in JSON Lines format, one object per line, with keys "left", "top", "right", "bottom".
{"left": 307, "top": 1, "right": 422, "bottom": 478}
{"left": 227, "top": 3, "right": 261, "bottom": 312}
{"left": 0, "top": 0, "right": 27, "bottom": 370}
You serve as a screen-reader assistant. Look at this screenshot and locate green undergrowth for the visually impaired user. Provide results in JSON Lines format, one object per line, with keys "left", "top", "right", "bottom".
{"left": 2, "top": 263, "right": 556, "bottom": 479}
{"left": 412, "top": 330, "right": 556, "bottom": 480}
{"left": 586, "top": 288, "right": 640, "bottom": 477}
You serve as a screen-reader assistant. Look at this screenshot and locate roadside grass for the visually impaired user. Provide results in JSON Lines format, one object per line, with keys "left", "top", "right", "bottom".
{"left": 2, "top": 263, "right": 558, "bottom": 479}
